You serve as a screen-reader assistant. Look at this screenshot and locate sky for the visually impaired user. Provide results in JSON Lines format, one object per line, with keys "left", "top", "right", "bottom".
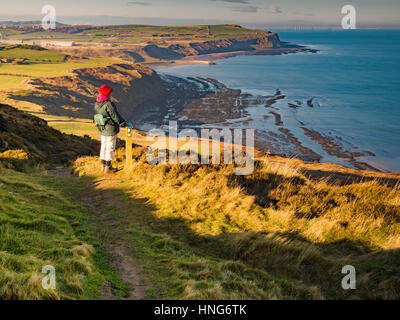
{"left": 1, "top": 0, "right": 399, "bottom": 28}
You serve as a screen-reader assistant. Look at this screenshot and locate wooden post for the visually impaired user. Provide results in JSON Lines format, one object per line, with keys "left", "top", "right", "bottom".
{"left": 126, "top": 127, "right": 133, "bottom": 170}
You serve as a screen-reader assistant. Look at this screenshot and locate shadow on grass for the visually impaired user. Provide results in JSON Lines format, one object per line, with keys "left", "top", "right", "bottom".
{"left": 227, "top": 171, "right": 306, "bottom": 208}
{"left": 77, "top": 170, "right": 400, "bottom": 300}
{"left": 300, "top": 168, "right": 400, "bottom": 187}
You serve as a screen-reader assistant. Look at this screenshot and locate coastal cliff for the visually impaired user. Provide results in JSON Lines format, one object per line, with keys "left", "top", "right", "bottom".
{"left": 153, "top": 33, "right": 282, "bottom": 59}
{"left": 50, "top": 25, "right": 311, "bottom": 64}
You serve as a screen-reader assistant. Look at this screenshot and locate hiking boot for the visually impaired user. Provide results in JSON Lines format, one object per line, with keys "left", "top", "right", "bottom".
{"left": 104, "top": 161, "right": 118, "bottom": 174}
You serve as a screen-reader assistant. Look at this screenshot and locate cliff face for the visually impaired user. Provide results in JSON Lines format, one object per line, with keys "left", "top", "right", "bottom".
{"left": 143, "top": 45, "right": 186, "bottom": 60}
{"left": 11, "top": 63, "right": 169, "bottom": 122}
{"left": 188, "top": 33, "right": 282, "bottom": 55}
{"left": 146, "top": 33, "right": 282, "bottom": 59}
{"left": 55, "top": 33, "right": 283, "bottom": 63}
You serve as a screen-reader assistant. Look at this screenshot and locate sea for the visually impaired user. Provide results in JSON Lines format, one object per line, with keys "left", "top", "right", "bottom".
{"left": 156, "top": 30, "right": 400, "bottom": 173}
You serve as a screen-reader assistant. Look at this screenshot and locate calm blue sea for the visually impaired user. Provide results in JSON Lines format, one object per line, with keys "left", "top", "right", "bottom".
{"left": 158, "top": 30, "right": 400, "bottom": 172}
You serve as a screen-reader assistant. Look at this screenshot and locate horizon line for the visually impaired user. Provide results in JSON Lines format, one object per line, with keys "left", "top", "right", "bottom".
{"left": 1, "top": 15, "right": 400, "bottom": 29}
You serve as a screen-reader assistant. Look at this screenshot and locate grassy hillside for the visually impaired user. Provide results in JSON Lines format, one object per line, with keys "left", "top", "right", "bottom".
{"left": 73, "top": 147, "right": 400, "bottom": 299}
{"left": 0, "top": 165, "right": 137, "bottom": 300}
{"left": 0, "top": 105, "right": 134, "bottom": 299}
{"left": 0, "top": 104, "right": 99, "bottom": 169}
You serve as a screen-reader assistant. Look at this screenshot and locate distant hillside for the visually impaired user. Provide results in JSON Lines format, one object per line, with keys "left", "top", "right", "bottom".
{"left": 1, "top": 24, "right": 313, "bottom": 64}
{"left": 2, "top": 24, "right": 277, "bottom": 42}
{"left": 0, "top": 21, "right": 65, "bottom": 26}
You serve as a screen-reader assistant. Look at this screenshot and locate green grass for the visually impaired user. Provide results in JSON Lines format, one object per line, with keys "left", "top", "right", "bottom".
{"left": 0, "top": 54, "right": 118, "bottom": 92}
{"left": 0, "top": 104, "right": 131, "bottom": 300}
{"left": 1, "top": 96, "right": 398, "bottom": 299}
{"left": 47, "top": 119, "right": 100, "bottom": 141}
{"left": 0, "top": 57, "right": 117, "bottom": 78}
{"left": 0, "top": 166, "right": 131, "bottom": 299}
{"left": 5, "top": 32, "right": 91, "bottom": 41}
{"left": 0, "top": 75, "right": 26, "bottom": 90}
{"left": 45, "top": 117, "right": 149, "bottom": 143}
{"left": 0, "top": 167, "right": 98, "bottom": 299}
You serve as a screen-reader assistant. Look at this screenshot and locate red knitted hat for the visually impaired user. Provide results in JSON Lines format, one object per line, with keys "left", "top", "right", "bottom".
{"left": 99, "top": 84, "right": 113, "bottom": 97}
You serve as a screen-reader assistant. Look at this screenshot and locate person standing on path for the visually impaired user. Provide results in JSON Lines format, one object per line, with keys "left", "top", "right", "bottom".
{"left": 94, "top": 84, "right": 133, "bottom": 173}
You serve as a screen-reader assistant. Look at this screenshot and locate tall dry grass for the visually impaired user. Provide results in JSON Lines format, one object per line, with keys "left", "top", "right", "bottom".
{"left": 73, "top": 147, "right": 400, "bottom": 299}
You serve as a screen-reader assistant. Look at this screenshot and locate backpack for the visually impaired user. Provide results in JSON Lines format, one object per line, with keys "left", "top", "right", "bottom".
{"left": 94, "top": 102, "right": 112, "bottom": 128}
{"left": 94, "top": 113, "right": 107, "bottom": 127}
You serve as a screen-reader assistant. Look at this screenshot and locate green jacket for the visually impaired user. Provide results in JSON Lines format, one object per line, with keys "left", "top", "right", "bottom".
{"left": 94, "top": 100, "right": 127, "bottom": 136}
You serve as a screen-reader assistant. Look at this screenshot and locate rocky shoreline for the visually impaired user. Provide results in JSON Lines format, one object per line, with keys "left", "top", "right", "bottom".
{"left": 135, "top": 75, "right": 384, "bottom": 172}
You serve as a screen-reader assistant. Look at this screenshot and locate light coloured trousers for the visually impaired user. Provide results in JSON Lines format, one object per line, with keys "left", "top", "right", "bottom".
{"left": 100, "top": 135, "right": 117, "bottom": 161}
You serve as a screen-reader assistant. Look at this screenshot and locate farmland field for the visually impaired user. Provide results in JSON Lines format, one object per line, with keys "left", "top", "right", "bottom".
{"left": 0, "top": 45, "right": 66, "bottom": 63}
{"left": 0, "top": 56, "right": 119, "bottom": 93}
{"left": 0, "top": 57, "right": 118, "bottom": 78}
